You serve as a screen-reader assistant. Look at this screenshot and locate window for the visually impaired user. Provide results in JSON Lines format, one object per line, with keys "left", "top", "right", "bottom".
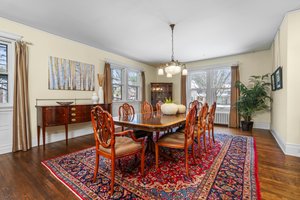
{"left": 112, "top": 68, "right": 123, "bottom": 101}
{"left": 187, "top": 67, "right": 231, "bottom": 112}
{"left": 0, "top": 43, "right": 8, "bottom": 103}
{"left": 127, "top": 70, "right": 139, "bottom": 101}
{"left": 111, "top": 66, "right": 141, "bottom": 101}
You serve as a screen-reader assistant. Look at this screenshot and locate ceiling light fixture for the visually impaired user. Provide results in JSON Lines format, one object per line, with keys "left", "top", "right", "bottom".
{"left": 158, "top": 24, "right": 187, "bottom": 77}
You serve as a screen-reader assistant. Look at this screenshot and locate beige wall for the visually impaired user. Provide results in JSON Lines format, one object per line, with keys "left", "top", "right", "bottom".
{"left": 286, "top": 12, "right": 300, "bottom": 144}
{"left": 271, "top": 10, "right": 300, "bottom": 156}
{"left": 271, "top": 17, "right": 288, "bottom": 145}
{"left": 157, "top": 50, "right": 273, "bottom": 128}
{"left": 0, "top": 17, "right": 156, "bottom": 146}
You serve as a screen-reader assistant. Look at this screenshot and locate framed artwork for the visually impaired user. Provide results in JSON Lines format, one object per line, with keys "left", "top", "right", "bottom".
{"left": 48, "top": 56, "right": 95, "bottom": 91}
{"left": 271, "top": 73, "right": 276, "bottom": 91}
{"left": 274, "top": 67, "right": 283, "bottom": 90}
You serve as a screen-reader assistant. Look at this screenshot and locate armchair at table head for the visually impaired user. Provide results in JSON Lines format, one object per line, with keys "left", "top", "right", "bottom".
{"left": 90, "top": 105, "right": 145, "bottom": 195}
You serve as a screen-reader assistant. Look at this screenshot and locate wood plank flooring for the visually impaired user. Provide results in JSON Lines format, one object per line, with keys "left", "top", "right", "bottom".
{"left": 0, "top": 127, "right": 299, "bottom": 200}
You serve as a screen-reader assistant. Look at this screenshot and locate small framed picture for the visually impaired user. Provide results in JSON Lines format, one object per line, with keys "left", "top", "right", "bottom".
{"left": 274, "top": 67, "right": 283, "bottom": 90}
{"left": 271, "top": 73, "right": 276, "bottom": 91}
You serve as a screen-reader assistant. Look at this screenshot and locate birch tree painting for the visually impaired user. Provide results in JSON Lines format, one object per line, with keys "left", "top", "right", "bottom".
{"left": 48, "top": 56, "right": 95, "bottom": 91}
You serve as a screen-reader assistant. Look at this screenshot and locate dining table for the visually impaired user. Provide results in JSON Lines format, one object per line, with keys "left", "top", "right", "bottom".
{"left": 113, "top": 111, "right": 187, "bottom": 155}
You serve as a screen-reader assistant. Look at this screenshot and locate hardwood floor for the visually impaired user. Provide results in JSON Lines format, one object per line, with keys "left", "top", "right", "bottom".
{"left": 0, "top": 126, "right": 299, "bottom": 200}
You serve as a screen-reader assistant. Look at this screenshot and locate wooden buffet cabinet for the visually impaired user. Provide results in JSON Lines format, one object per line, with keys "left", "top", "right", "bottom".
{"left": 150, "top": 82, "right": 173, "bottom": 110}
{"left": 36, "top": 104, "right": 111, "bottom": 147}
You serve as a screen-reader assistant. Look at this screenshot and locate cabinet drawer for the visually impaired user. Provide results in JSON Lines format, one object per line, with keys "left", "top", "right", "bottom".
{"left": 44, "top": 107, "right": 66, "bottom": 126}
{"left": 69, "top": 116, "right": 91, "bottom": 124}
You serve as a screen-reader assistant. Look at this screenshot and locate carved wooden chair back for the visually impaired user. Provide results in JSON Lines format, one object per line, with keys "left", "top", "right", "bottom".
{"left": 184, "top": 105, "right": 197, "bottom": 146}
{"left": 91, "top": 105, "right": 115, "bottom": 149}
{"left": 198, "top": 103, "right": 209, "bottom": 130}
{"left": 156, "top": 101, "right": 163, "bottom": 112}
{"left": 195, "top": 103, "right": 209, "bottom": 154}
{"left": 208, "top": 102, "right": 217, "bottom": 125}
{"left": 142, "top": 101, "right": 153, "bottom": 114}
{"left": 189, "top": 100, "right": 203, "bottom": 118}
{"left": 207, "top": 102, "right": 217, "bottom": 144}
{"left": 118, "top": 103, "right": 135, "bottom": 120}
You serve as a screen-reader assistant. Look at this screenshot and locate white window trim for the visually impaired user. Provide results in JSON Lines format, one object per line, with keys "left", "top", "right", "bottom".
{"left": 0, "top": 37, "right": 15, "bottom": 109}
{"left": 111, "top": 65, "right": 142, "bottom": 103}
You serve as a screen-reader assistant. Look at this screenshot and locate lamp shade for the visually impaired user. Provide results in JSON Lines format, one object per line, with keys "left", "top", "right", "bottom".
{"left": 182, "top": 68, "right": 188, "bottom": 75}
{"left": 158, "top": 68, "right": 164, "bottom": 75}
{"left": 167, "top": 73, "right": 172, "bottom": 78}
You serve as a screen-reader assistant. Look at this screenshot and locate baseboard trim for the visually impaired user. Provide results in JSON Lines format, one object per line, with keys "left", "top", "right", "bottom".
{"left": 31, "top": 124, "right": 93, "bottom": 147}
{"left": 285, "top": 143, "right": 300, "bottom": 157}
{"left": 0, "top": 144, "right": 12, "bottom": 155}
{"left": 270, "top": 129, "right": 300, "bottom": 157}
{"left": 253, "top": 122, "right": 270, "bottom": 130}
{"left": 270, "top": 129, "right": 286, "bottom": 153}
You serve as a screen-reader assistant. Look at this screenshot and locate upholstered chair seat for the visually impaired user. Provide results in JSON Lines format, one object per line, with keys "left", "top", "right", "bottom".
{"left": 157, "top": 132, "right": 186, "bottom": 147}
{"left": 99, "top": 137, "right": 143, "bottom": 157}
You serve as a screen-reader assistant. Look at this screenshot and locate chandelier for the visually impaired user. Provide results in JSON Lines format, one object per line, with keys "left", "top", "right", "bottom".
{"left": 158, "top": 24, "right": 187, "bottom": 78}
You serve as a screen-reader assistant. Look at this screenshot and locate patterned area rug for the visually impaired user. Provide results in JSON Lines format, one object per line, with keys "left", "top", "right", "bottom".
{"left": 42, "top": 134, "right": 260, "bottom": 200}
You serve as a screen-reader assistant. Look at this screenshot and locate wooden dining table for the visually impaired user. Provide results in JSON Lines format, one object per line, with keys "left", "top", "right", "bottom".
{"left": 113, "top": 112, "right": 186, "bottom": 134}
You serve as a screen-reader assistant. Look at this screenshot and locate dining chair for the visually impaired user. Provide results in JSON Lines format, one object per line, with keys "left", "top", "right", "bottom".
{"left": 91, "top": 105, "right": 145, "bottom": 195}
{"left": 118, "top": 103, "right": 135, "bottom": 131}
{"left": 196, "top": 103, "right": 209, "bottom": 154}
{"left": 155, "top": 105, "right": 197, "bottom": 176}
{"left": 207, "top": 102, "right": 217, "bottom": 145}
{"left": 142, "top": 101, "right": 153, "bottom": 114}
{"left": 156, "top": 101, "right": 163, "bottom": 112}
{"left": 118, "top": 103, "right": 150, "bottom": 139}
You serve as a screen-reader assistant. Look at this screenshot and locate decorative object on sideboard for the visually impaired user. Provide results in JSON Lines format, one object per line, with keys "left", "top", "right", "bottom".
{"left": 91, "top": 93, "right": 99, "bottom": 104}
{"left": 97, "top": 74, "right": 104, "bottom": 103}
{"left": 161, "top": 98, "right": 178, "bottom": 115}
{"left": 56, "top": 101, "right": 73, "bottom": 106}
{"left": 48, "top": 56, "right": 95, "bottom": 91}
{"left": 177, "top": 104, "right": 186, "bottom": 114}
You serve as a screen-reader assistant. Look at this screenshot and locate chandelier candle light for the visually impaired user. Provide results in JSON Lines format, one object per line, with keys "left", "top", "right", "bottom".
{"left": 158, "top": 24, "right": 187, "bottom": 77}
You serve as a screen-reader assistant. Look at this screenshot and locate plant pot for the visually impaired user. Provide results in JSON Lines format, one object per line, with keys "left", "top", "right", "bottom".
{"left": 161, "top": 103, "right": 178, "bottom": 115}
{"left": 241, "top": 121, "right": 254, "bottom": 131}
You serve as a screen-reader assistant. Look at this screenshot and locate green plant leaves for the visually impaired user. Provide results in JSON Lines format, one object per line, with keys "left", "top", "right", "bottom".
{"left": 235, "top": 73, "right": 272, "bottom": 122}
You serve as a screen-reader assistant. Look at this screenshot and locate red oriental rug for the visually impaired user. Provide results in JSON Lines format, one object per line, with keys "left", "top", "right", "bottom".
{"left": 42, "top": 134, "right": 261, "bottom": 200}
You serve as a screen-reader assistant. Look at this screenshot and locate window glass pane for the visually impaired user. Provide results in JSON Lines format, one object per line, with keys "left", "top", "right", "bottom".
{"left": 111, "top": 68, "right": 122, "bottom": 84}
{"left": 190, "top": 71, "right": 207, "bottom": 89}
{"left": 112, "top": 85, "right": 122, "bottom": 100}
{"left": 128, "top": 71, "right": 138, "bottom": 86}
{"left": 128, "top": 86, "right": 138, "bottom": 100}
{"left": 0, "top": 74, "right": 8, "bottom": 103}
{"left": 212, "top": 68, "right": 231, "bottom": 88}
{"left": 190, "top": 89, "right": 206, "bottom": 102}
{"left": 215, "top": 88, "right": 231, "bottom": 112}
{"left": 0, "top": 44, "right": 7, "bottom": 73}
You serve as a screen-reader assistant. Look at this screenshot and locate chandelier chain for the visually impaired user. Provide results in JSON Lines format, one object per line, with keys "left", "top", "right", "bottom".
{"left": 171, "top": 24, "right": 175, "bottom": 61}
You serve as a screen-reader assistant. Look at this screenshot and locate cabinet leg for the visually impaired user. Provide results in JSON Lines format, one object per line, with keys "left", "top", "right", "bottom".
{"left": 42, "top": 126, "right": 46, "bottom": 148}
{"left": 37, "top": 126, "right": 40, "bottom": 147}
{"left": 65, "top": 124, "right": 68, "bottom": 145}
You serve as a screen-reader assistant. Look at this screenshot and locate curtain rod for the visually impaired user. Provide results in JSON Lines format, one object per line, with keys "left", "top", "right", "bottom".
{"left": 0, "top": 36, "right": 33, "bottom": 45}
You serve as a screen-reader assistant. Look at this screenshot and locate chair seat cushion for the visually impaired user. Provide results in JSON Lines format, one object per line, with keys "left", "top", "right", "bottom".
{"left": 157, "top": 132, "right": 185, "bottom": 147}
{"left": 99, "top": 137, "right": 142, "bottom": 157}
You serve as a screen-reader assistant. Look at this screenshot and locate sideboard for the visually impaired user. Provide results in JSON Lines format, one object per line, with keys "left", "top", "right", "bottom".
{"left": 36, "top": 103, "right": 111, "bottom": 147}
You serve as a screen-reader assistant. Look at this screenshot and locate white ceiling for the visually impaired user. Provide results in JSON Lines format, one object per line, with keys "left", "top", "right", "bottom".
{"left": 0, "top": 0, "right": 300, "bottom": 66}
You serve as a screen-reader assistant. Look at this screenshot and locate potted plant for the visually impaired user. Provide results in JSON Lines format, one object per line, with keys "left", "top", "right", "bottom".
{"left": 161, "top": 98, "right": 178, "bottom": 115}
{"left": 235, "top": 74, "right": 272, "bottom": 131}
